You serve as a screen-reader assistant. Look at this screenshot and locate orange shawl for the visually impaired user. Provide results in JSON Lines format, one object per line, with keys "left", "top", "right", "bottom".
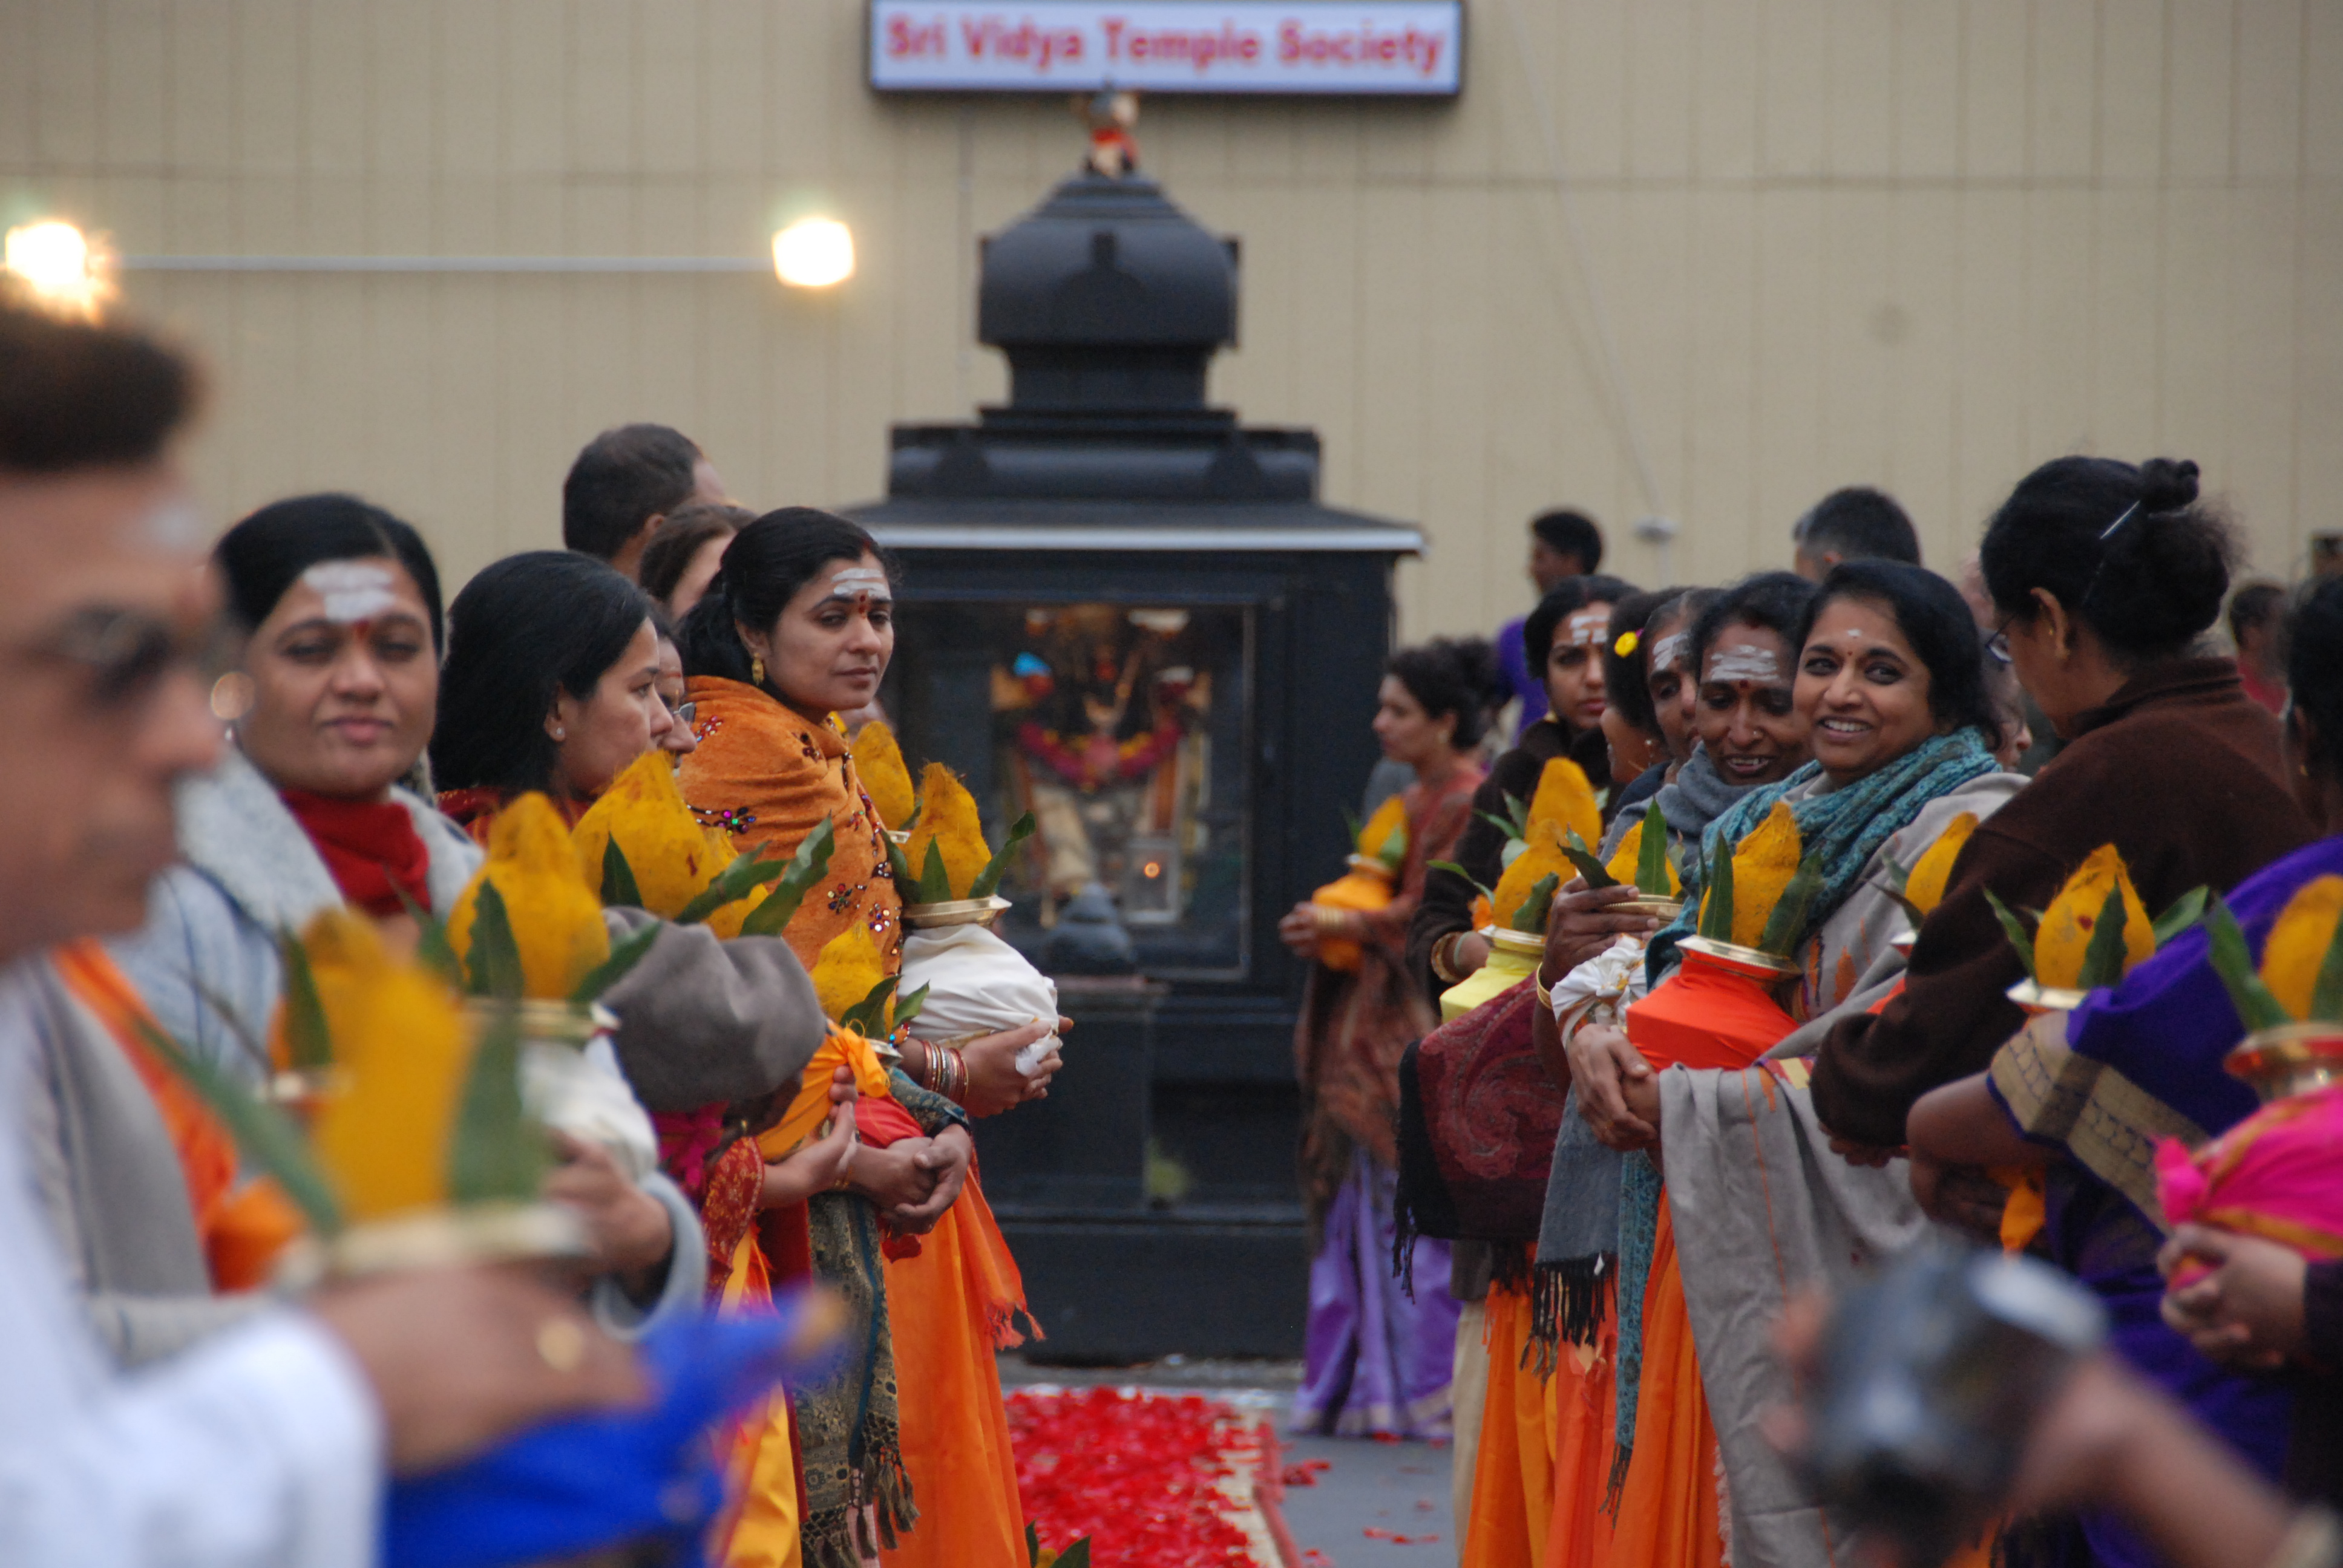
{"left": 50, "top": 942, "right": 301, "bottom": 1289}
{"left": 677, "top": 678, "right": 900, "bottom": 973}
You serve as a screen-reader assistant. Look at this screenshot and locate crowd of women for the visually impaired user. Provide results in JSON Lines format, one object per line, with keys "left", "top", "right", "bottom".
{"left": 54, "top": 479, "right": 1063, "bottom": 1567}
{"left": 1282, "top": 452, "right": 2343, "bottom": 1568}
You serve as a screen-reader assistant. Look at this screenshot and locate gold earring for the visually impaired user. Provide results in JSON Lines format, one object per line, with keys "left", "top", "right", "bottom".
{"left": 751, "top": 655, "right": 766, "bottom": 686}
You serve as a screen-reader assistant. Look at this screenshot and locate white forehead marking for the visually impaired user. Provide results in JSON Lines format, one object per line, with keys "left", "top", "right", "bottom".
{"left": 1564, "top": 609, "right": 1609, "bottom": 647}
{"left": 1650, "top": 632, "right": 1688, "bottom": 673}
{"left": 137, "top": 498, "right": 206, "bottom": 552}
{"left": 303, "top": 561, "right": 399, "bottom": 623}
{"left": 1706, "top": 645, "right": 1784, "bottom": 684}
{"left": 825, "top": 565, "right": 893, "bottom": 602}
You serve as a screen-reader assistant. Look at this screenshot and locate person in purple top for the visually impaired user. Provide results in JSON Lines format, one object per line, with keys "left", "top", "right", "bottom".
{"left": 1909, "top": 573, "right": 2343, "bottom": 1555}
{"left": 1493, "top": 508, "right": 1602, "bottom": 738}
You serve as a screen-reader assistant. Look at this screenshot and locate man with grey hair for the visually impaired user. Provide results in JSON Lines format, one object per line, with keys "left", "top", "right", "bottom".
{"left": 1790, "top": 486, "right": 1922, "bottom": 580}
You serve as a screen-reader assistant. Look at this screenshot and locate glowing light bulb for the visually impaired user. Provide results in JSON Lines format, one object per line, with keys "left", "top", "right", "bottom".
{"left": 772, "top": 218, "right": 855, "bottom": 289}
{"left": 4, "top": 220, "right": 112, "bottom": 319}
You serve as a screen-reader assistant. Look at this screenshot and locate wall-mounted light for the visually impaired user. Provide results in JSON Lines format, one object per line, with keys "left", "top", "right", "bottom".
{"left": 772, "top": 218, "right": 855, "bottom": 289}
{"left": 4, "top": 219, "right": 113, "bottom": 318}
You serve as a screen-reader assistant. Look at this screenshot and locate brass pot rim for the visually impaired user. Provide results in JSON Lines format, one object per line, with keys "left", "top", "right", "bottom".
{"left": 276, "top": 1200, "right": 591, "bottom": 1288}
{"left": 902, "top": 893, "right": 1012, "bottom": 930}
{"left": 2005, "top": 979, "right": 2091, "bottom": 1015}
{"left": 1616, "top": 895, "right": 1683, "bottom": 919}
{"left": 1344, "top": 854, "right": 1398, "bottom": 880}
{"left": 1889, "top": 931, "right": 1918, "bottom": 956}
{"left": 1679, "top": 935, "right": 1802, "bottom": 978}
{"left": 1477, "top": 925, "right": 1547, "bottom": 958}
{"left": 2224, "top": 1021, "right": 2343, "bottom": 1088}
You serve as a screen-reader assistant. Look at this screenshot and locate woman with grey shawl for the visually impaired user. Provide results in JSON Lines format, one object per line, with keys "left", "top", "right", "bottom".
{"left": 1548, "top": 563, "right": 2027, "bottom": 1568}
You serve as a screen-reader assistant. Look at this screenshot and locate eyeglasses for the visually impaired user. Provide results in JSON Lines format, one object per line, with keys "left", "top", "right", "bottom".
{"left": 1985, "top": 617, "right": 2014, "bottom": 667}
{"left": 16, "top": 606, "right": 237, "bottom": 710}
{"left": 669, "top": 699, "right": 696, "bottom": 727}
{"left": 1985, "top": 500, "right": 2142, "bottom": 667}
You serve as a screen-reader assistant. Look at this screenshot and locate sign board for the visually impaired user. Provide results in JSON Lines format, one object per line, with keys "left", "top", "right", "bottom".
{"left": 870, "top": 2, "right": 1463, "bottom": 96}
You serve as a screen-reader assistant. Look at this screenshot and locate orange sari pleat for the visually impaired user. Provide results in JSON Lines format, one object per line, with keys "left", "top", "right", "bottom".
{"left": 1606, "top": 1204, "right": 1724, "bottom": 1568}
{"left": 879, "top": 1177, "right": 1031, "bottom": 1568}
{"left": 1540, "top": 1277, "right": 1620, "bottom": 1568}
{"left": 1461, "top": 1282, "right": 1554, "bottom": 1568}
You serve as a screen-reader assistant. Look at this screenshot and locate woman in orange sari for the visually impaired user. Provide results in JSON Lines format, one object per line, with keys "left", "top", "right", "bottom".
{"left": 677, "top": 509, "right": 1058, "bottom": 1568}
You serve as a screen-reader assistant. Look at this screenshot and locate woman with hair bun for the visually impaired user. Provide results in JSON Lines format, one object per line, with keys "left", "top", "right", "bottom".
{"left": 1809, "top": 456, "right": 2314, "bottom": 1154}
{"left": 1284, "top": 636, "right": 1498, "bottom": 1441}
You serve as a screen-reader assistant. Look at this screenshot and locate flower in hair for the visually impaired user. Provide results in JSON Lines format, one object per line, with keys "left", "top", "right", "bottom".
{"left": 1614, "top": 630, "right": 1640, "bottom": 657}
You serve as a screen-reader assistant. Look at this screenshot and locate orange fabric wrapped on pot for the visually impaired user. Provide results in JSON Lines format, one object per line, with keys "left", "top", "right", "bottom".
{"left": 1624, "top": 948, "right": 1800, "bottom": 1071}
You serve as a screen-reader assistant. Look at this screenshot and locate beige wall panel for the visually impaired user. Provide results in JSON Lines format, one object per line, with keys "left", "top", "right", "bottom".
{"left": 2027, "top": 0, "right": 2097, "bottom": 179}
{"left": 1693, "top": 0, "right": 1761, "bottom": 181}
{"left": 1825, "top": 0, "right": 1896, "bottom": 180}
{"left": 1760, "top": 0, "right": 1832, "bottom": 180}
{"left": 2021, "top": 191, "right": 2094, "bottom": 457}
{"left": 2084, "top": 187, "right": 2164, "bottom": 456}
{"left": 1625, "top": 0, "right": 1695, "bottom": 182}
{"left": 2231, "top": 0, "right": 2302, "bottom": 184}
{"left": 1960, "top": 0, "right": 2030, "bottom": 180}
{"left": 2290, "top": 194, "right": 2342, "bottom": 572}
{"left": 2308, "top": 2, "right": 2343, "bottom": 181}
{"left": 2221, "top": 189, "right": 2299, "bottom": 559}
{"left": 4, "top": 0, "right": 2334, "bottom": 638}
{"left": 2163, "top": 0, "right": 2234, "bottom": 182}
{"left": 1886, "top": 192, "right": 1965, "bottom": 555}
{"left": 1891, "top": 0, "right": 1961, "bottom": 179}
{"left": 2097, "top": 1, "right": 2166, "bottom": 184}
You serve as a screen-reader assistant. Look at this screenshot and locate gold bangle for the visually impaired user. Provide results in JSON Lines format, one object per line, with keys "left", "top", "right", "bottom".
{"left": 1430, "top": 932, "right": 1467, "bottom": 985}
{"left": 1535, "top": 968, "right": 1556, "bottom": 1014}
{"left": 1312, "top": 904, "right": 1351, "bottom": 938}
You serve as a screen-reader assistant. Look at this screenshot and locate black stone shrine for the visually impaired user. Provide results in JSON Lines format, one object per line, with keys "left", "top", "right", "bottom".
{"left": 848, "top": 165, "right": 1420, "bottom": 1361}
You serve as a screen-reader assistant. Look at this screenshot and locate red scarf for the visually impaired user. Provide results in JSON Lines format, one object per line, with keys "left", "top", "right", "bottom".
{"left": 279, "top": 788, "right": 434, "bottom": 919}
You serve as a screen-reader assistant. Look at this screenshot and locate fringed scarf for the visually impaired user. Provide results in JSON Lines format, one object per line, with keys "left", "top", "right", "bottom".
{"left": 1645, "top": 727, "right": 2001, "bottom": 984}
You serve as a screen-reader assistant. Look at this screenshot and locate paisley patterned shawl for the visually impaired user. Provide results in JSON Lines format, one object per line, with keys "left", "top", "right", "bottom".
{"left": 1393, "top": 982, "right": 1559, "bottom": 1279}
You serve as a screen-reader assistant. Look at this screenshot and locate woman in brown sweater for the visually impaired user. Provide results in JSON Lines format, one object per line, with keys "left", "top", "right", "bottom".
{"left": 1809, "top": 456, "right": 2315, "bottom": 1154}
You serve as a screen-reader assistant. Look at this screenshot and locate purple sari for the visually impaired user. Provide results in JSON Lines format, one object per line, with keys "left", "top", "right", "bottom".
{"left": 1990, "top": 835, "right": 2343, "bottom": 1564}
{"left": 1293, "top": 1146, "right": 1459, "bottom": 1439}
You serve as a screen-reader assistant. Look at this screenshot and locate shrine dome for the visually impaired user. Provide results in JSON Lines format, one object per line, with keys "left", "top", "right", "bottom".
{"left": 977, "top": 170, "right": 1237, "bottom": 413}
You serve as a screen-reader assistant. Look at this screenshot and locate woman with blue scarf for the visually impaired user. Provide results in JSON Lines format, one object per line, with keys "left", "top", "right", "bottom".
{"left": 1561, "top": 561, "right": 2027, "bottom": 1568}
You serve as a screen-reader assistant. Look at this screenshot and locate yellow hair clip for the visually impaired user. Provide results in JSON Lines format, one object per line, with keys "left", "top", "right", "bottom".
{"left": 1613, "top": 630, "right": 1640, "bottom": 657}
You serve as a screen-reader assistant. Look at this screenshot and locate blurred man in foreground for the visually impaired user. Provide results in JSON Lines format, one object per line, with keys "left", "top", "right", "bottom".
{"left": 0, "top": 300, "right": 642, "bottom": 1566}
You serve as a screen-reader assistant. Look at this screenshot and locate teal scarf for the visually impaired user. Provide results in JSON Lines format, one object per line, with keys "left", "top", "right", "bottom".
{"left": 1645, "top": 727, "right": 1999, "bottom": 985}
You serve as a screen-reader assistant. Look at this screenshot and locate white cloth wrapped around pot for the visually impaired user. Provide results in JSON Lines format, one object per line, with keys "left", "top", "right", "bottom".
{"left": 898, "top": 923, "right": 1059, "bottom": 1074}
{"left": 520, "top": 1034, "right": 660, "bottom": 1182}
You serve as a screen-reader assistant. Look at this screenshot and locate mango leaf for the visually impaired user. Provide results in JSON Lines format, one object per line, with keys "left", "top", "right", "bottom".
{"left": 1027, "top": 1523, "right": 1043, "bottom": 1568}
{"left": 674, "top": 846, "right": 791, "bottom": 927}
{"left": 893, "top": 982, "right": 931, "bottom": 1033}
{"left": 1635, "top": 800, "right": 1672, "bottom": 895}
{"left": 395, "top": 888, "right": 464, "bottom": 989}
{"left": 841, "top": 975, "right": 899, "bottom": 1038}
{"left": 600, "top": 839, "right": 643, "bottom": 909}
{"left": 1510, "top": 871, "right": 1562, "bottom": 934}
{"left": 570, "top": 917, "right": 665, "bottom": 1004}
{"left": 2075, "top": 884, "right": 2135, "bottom": 991}
{"left": 1982, "top": 887, "right": 2037, "bottom": 979}
{"left": 1867, "top": 874, "right": 1928, "bottom": 930}
{"left": 275, "top": 927, "right": 333, "bottom": 1071}
{"left": 736, "top": 817, "right": 838, "bottom": 939}
{"left": 1476, "top": 809, "right": 1528, "bottom": 843}
{"left": 448, "top": 1002, "right": 549, "bottom": 1205}
{"left": 914, "top": 838, "right": 953, "bottom": 906}
{"left": 1427, "top": 859, "right": 1495, "bottom": 904}
{"left": 1697, "top": 837, "right": 1735, "bottom": 942}
{"left": 1561, "top": 844, "right": 1619, "bottom": 890}
{"left": 2312, "top": 912, "right": 2343, "bottom": 1024}
{"left": 883, "top": 831, "right": 917, "bottom": 887}
{"left": 1504, "top": 792, "right": 1531, "bottom": 836}
{"left": 1756, "top": 859, "right": 1823, "bottom": 958}
{"left": 1054, "top": 1540, "right": 1094, "bottom": 1568}
{"left": 2200, "top": 895, "right": 2292, "bottom": 1033}
{"left": 1881, "top": 854, "right": 1914, "bottom": 894}
{"left": 464, "top": 881, "right": 525, "bottom": 1001}
{"left": 2151, "top": 886, "right": 2210, "bottom": 950}
{"left": 969, "top": 812, "right": 1037, "bottom": 900}
{"left": 133, "top": 1019, "right": 344, "bottom": 1238}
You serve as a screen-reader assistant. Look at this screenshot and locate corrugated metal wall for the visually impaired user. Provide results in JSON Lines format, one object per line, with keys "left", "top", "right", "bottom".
{"left": 5, "top": 0, "right": 2336, "bottom": 636}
